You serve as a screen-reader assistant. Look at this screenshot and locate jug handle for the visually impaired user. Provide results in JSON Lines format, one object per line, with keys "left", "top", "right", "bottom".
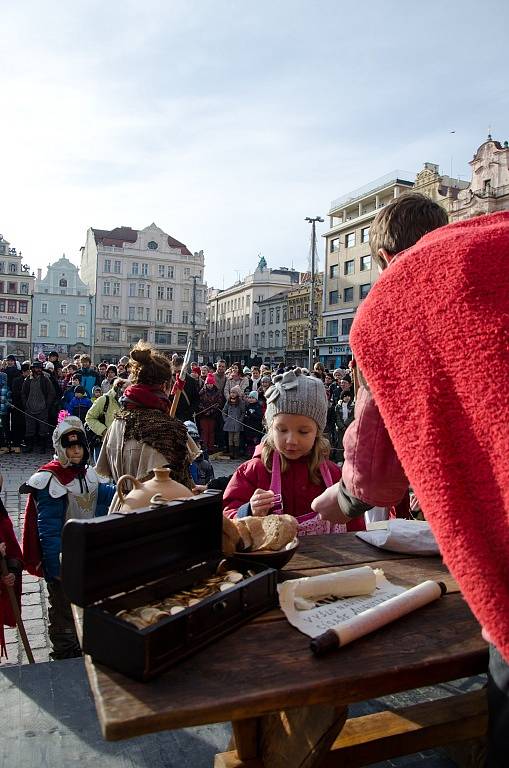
{"left": 150, "top": 493, "right": 169, "bottom": 506}
{"left": 117, "top": 474, "right": 141, "bottom": 504}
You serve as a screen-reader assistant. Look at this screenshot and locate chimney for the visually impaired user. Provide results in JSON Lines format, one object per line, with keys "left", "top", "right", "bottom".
{"left": 37, "top": 268, "right": 42, "bottom": 281}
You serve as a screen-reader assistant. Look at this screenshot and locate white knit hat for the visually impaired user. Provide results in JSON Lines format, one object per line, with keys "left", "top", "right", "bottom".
{"left": 265, "top": 368, "right": 327, "bottom": 431}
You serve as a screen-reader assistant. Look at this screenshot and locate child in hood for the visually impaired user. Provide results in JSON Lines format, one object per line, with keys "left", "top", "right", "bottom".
{"left": 222, "top": 369, "right": 364, "bottom": 535}
{"left": 21, "top": 417, "right": 115, "bottom": 659}
{"left": 242, "top": 391, "right": 263, "bottom": 458}
{"left": 222, "top": 386, "right": 245, "bottom": 460}
{"left": 68, "top": 385, "right": 92, "bottom": 424}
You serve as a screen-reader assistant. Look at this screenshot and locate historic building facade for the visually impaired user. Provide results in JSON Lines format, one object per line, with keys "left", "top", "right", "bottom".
{"left": 286, "top": 274, "right": 323, "bottom": 367}
{"left": 32, "top": 255, "right": 92, "bottom": 359}
{"left": 206, "top": 257, "right": 299, "bottom": 365}
{"left": 412, "top": 162, "right": 468, "bottom": 214}
{"left": 80, "top": 223, "right": 207, "bottom": 361}
{"left": 449, "top": 134, "right": 509, "bottom": 221}
{"left": 0, "top": 234, "right": 34, "bottom": 360}
{"left": 254, "top": 290, "right": 289, "bottom": 365}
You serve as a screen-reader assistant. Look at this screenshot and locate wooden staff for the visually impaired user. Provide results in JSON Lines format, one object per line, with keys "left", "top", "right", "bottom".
{"left": 0, "top": 554, "right": 34, "bottom": 663}
{"left": 169, "top": 341, "right": 192, "bottom": 418}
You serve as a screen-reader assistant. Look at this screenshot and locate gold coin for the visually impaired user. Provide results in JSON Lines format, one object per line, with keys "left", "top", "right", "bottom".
{"left": 225, "top": 571, "right": 243, "bottom": 583}
{"left": 170, "top": 605, "right": 186, "bottom": 615}
{"left": 219, "top": 582, "right": 235, "bottom": 591}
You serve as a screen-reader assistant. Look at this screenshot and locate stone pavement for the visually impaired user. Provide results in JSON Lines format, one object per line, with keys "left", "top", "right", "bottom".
{"left": 0, "top": 449, "right": 483, "bottom": 766}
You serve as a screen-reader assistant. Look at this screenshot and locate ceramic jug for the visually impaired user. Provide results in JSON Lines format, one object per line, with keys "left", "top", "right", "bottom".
{"left": 117, "top": 467, "right": 193, "bottom": 513}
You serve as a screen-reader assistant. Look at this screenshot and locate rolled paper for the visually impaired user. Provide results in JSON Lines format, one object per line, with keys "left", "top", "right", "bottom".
{"left": 310, "top": 580, "right": 446, "bottom": 656}
{"left": 295, "top": 566, "right": 377, "bottom": 601}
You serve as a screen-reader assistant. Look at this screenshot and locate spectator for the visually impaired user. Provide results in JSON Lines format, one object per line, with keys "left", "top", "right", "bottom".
{"left": 169, "top": 355, "right": 200, "bottom": 423}
{"left": 224, "top": 362, "right": 249, "bottom": 399}
{"left": 68, "top": 385, "right": 93, "bottom": 425}
{"left": 222, "top": 386, "right": 245, "bottom": 460}
{"left": 21, "top": 361, "right": 55, "bottom": 452}
{"left": 10, "top": 362, "right": 30, "bottom": 453}
{"left": 76, "top": 355, "right": 101, "bottom": 397}
{"left": 198, "top": 373, "right": 223, "bottom": 454}
{"left": 101, "top": 365, "right": 117, "bottom": 394}
{"left": 242, "top": 391, "right": 263, "bottom": 458}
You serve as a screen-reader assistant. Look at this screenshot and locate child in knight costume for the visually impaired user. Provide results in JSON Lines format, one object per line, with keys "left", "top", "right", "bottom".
{"left": 22, "top": 416, "right": 115, "bottom": 659}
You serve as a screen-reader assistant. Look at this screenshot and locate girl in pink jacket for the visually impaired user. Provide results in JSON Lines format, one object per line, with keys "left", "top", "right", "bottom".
{"left": 222, "top": 369, "right": 364, "bottom": 535}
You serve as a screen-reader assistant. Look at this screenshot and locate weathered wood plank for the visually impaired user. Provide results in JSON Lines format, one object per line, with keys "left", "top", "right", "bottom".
{"left": 286, "top": 534, "right": 416, "bottom": 572}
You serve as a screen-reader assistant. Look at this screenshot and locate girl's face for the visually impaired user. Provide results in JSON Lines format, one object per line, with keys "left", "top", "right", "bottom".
{"left": 232, "top": 364, "right": 240, "bottom": 376}
{"left": 272, "top": 413, "right": 317, "bottom": 461}
{"left": 118, "top": 364, "right": 126, "bottom": 374}
{"left": 65, "top": 444, "right": 84, "bottom": 464}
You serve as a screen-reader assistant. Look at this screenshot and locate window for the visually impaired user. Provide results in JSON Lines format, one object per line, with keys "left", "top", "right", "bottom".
{"left": 344, "top": 260, "right": 354, "bottom": 275}
{"left": 0, "top": 300, "right": 4, "bottom": 312}
{"left": 167, "top": 266, "right": 174, "bottom": 279}
{"left": 128, "top": 306, "right": 135, "bottom": 320}
{"left": 359, "top": 283, "right": 371, "bottom": 300}
{"left": 129, "top": 283, "right": 136, "bottom": 297}
{"left": 342, "top": 317, "right": 353, "bottom": 336}
{"left": 254, "top": 333, "right": 259, "bottom": 346}
{"left": 113, "top": 282, "right": 120, "bottom": 296}
{"left": 166, "top": 287, "right": 173, "bottom": 300}
{"left": 155, "top": 331, "right": 172, "bottom": 344}
{"left": 329, "top": 264, "right": 339, "bottom": 278}
{"left": 183, "top": 288, "right": 190, "bottom": 302}
{"left": 361, "top": 226, "right": 370, "bottom": 244}
{"left": 9, "top": 263, "right": 16, "bottom": 274}
{"left": 137, "top": 306, "right": 144, "bottom": 320}
{"left": 157, "top": 285, "right": 164, "bottom": 299}
{"left": 17, "top": 324, "right": 27, "bottom": 338}
{"left": 158, "top": 265, "right": 165, "bottom": 278}
{"left": 131, "top": 262, "right": 139, "bottom": 275}
{"left": 261, "top": 309, "right": 266, "bottom": 324}
{"left": 114, "top": 260, "right": 122, "bottom": 274}
{"left": 137, "top": 283, "right": 145, "bottom": 298}
{"left": 103, "top": 281, "right": 111, "bottom": 296}
{"left": 79, "top": 304, "right": 86, "bottom": 315}
{"left": 275, "top": 329, "right": 281, "bottom": 346}
{"left": 19, "top": 300, "right": 28, "bottom": 313}
{"left": 39, "top": 322, "right": 48, "bottom": 337}
{"left": 157, "top": 309, "right": 163, "bottom": 322}
{"left": 360, "top": 255, "right": 371, "bottom": 271}
{"left": 345, "top": 232, "right": 356, "bottom": 248}
{"left": 59, "top": 303, "right": 67, "bottom": 315}
{"left": 8, "top": 300, "right": 16, "bottom": 313}
{"left": 330, "top": 238, "right": 340, "bottom": 253}
{"left": 104, "top": 259, "right": 111, "bottom": 273}
{"left": 101, "top": 328, "right": 120, "bottom": 342}
{"left": 276, "top": 307, "right": 280, "bottom": 323}
{"left": 112, "top": 306, "right": 119, "bottom": 320}
{"left": 343, "top": 287, "right": 354, "bottom": 302}
{"left": 103, "top": 305, "right": 110, "bottom": 319}
{"left": 255, "top": 313, "right": 260, "bottom": 325}
{"left": 270, "top": 308, "right": 275, "bottom": 324}
{"left": 6, "top": 323, "right": 16, "bottom": 337}
{"left": 283, "top": 307, "right": 287, "bottom": 322}
{"left": 58, "top": 323, "right": 68, "bottom": 338}
{"left": 0, "top": 263, "right": 4, "bottom": 273}
{"left": 326, "top": 320, "right": 338, "bottom": 337}
{"left": 141, "top": 263, "right": 148, "bottom": 276}
{"left": 329, "top": 290, "right": 339, "bottom": 305}
{"left": 20, "top": 283, "right": 29, "bottom": 295}
{"left": 77, "top": 324, "right": 86, "bottom": 338}
{"left": 147, "top": 241, "right": 158, "bottom": 251}
{"left": 7, "top": 282, "right": 16, "bottom": 293}
{"left": 145, "top": 307, "right": 150, "bottom": 321}
{"left": 177, "top": 332, "right": 187, "bottom": 345}
{"left": 184, "top": 267, "right": 191, "bottom": 278}
{"left": 165, "top": 309, "right": 172, "bottom": 323}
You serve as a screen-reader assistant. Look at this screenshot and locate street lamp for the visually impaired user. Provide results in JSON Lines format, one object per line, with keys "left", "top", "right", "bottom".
{"left": 190, "top": 275, "right": 199, "bottom": 361}
{"left": 305, "top": 216, "right": 324, "bottom": 369}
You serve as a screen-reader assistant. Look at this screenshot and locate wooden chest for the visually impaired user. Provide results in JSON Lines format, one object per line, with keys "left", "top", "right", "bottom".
{"left": 61, "top": 490, "right": 277, "bottom": 681}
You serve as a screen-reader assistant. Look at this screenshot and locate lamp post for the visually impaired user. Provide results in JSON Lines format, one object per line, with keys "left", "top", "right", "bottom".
{"left": 305, "top": 216, "right": 324, "bottom": 370}
{"left": 190, "top": 275, "right": 199, "bottom": 362}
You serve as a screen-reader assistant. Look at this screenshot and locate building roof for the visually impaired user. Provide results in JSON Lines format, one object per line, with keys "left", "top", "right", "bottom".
{"left": 92, "top": 226, "right": 192, "bottom": 256}
{"left": 256, "top": 290, "right": 291, "bottom": 305}
{"left": 330, "top": 170, "right": 414, "bottom": 212}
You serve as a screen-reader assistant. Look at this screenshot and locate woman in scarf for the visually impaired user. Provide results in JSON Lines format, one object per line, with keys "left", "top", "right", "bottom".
{"left": 96, "top": 342, "right": 199, "bottom": 512}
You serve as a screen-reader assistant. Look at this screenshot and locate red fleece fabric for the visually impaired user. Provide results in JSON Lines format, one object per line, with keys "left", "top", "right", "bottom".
{"left": 350, "top": 211, "right": 509, "bottom": 660}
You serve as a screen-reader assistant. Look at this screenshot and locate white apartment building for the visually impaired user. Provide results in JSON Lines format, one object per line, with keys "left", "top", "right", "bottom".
{"left": 0, "top": 235, "right": 34, "bottom": 360}
{"left": 207, "top": 256, "right": 299, "bottom": 365}
{"left": 80, "top": 223, "right": 207, "bottom": 361}
{"left": 320, "top": 171, "right": 414, "bottom": 369}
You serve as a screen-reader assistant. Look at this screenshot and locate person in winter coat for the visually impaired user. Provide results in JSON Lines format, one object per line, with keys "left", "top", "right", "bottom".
{"left": 242, "top": 391, "right": 263, "bottom": 457}
{"left": 96, "top": 342, "right": 198, "bottom": 512}
{"left": 223, "top": 362, "right": 250, "bottom": 400}
{"left": 85, "top": 377, "right": 126, "bottom": 461}
{"left": 0, "top": 371, "right": 11, "bottom": 454}
{"left": 76, "top": 355, "right": 101, "bottom": 398}
{"left": 21, "top": 361, "right": 55, "bottom": 451}
{"left": 222, "top": 387, "right": 245, "bottom": 459}
{"left": 68, "top": 386, "right": 93, "bottom": 424}
{"left": 198, "top": 373, "right": 223, "bottom": 453}
{"left": 10, "top": 362, "right": 30, "bottom": 453}
{"left": 21, "top": 417, "right": 115, "bottom": 659}
{"left": 3, "top": 355, "right": 21, "bottom": 451}
{"left": 101, "top": 365, "right": 117, "bottom": 394}
{"left": 335, "top": 393, "right": 355, "bottom": 462}
{"left": 169, "top": 356, "right": 200, "bottom": 423}
{"left": 222, "top": 369, "right": 364, "bottom": 534}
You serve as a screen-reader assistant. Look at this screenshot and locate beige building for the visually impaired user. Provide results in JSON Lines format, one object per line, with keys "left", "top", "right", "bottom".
{"left": 0, "top": 235, "right": 34, "bottom": 360}
{"left": 450, "top": 134, "right": 509, "bottom": 221}
{"left": 413, "top": 162, "right": 468, "bottom": 214}
{"left": 206, "top": 256, "right": 299, "bottom": 365}
{"left": 286, "top": 274, "right": 323, "bottom": 367}
{"left": 80, "top": 223, "right": 207, "bottom": 362}
{"left": 321, "top": 171, "right": 414, "bottom": 369}
{"left": 255, "top": 290, "right": 289, "bottom": 365}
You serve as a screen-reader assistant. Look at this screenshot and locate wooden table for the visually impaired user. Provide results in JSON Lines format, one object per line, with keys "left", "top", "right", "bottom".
{"left": 74, "top": 535, "right": 489, "bottom": 768}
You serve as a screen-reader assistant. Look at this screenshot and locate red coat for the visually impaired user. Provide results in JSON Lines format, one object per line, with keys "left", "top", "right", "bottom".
{"left": 0, "top": 503, "right": 23, "bottom": 659}
{"left": 223, "top": 447, "right": 364, "bottom": 531}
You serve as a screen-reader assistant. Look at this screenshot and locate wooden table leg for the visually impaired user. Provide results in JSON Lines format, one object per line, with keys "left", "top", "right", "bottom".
{"left": 232, "top": 718, "right": 259, "bottom": 761}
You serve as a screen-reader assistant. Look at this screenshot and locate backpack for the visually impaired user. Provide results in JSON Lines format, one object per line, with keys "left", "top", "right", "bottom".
{"left": 84, "top": 395, "right": 109, "bottom": 450}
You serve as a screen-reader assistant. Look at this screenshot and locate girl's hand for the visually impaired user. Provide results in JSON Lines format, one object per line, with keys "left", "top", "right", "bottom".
{"left": 0, "top": 542, "right": 6, "bottom": 558}
{"left": 1, "top": 572, "right": 15, "bottom": 587}
{"left": 249, "top": 489, "right": 275, "bottom": 517}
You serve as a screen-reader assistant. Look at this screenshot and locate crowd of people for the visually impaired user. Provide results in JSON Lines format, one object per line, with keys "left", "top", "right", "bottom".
{"left": 1, "top": 192, "right": 508, "bottom": 764}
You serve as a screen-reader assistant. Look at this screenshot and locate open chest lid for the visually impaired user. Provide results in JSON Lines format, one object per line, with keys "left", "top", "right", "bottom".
{"left": 61, "top": 490, "right": 224, "bottom": 607}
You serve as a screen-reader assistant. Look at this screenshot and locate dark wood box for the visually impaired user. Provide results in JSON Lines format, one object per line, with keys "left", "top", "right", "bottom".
{"left": 61, "top": 490, "right": 277, "bottom": 681}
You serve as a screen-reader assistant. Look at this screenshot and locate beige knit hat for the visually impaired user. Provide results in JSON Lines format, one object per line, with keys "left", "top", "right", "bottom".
{"left": 265, "top": 368, "right": 327, "bottom": 431}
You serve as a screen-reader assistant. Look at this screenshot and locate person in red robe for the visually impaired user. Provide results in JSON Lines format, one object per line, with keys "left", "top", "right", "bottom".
{"left": 0, "top": 474, "right": 23, "bottom": 659}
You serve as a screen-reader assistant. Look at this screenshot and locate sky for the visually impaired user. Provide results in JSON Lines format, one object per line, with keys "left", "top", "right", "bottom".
{"left": 1, "top": 0, "right": 508, "bottom": 289}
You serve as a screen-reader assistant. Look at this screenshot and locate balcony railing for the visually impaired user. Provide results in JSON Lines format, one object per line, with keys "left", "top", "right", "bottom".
{"left": 330, "top": 170, "right": 415, "bottom": 211}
